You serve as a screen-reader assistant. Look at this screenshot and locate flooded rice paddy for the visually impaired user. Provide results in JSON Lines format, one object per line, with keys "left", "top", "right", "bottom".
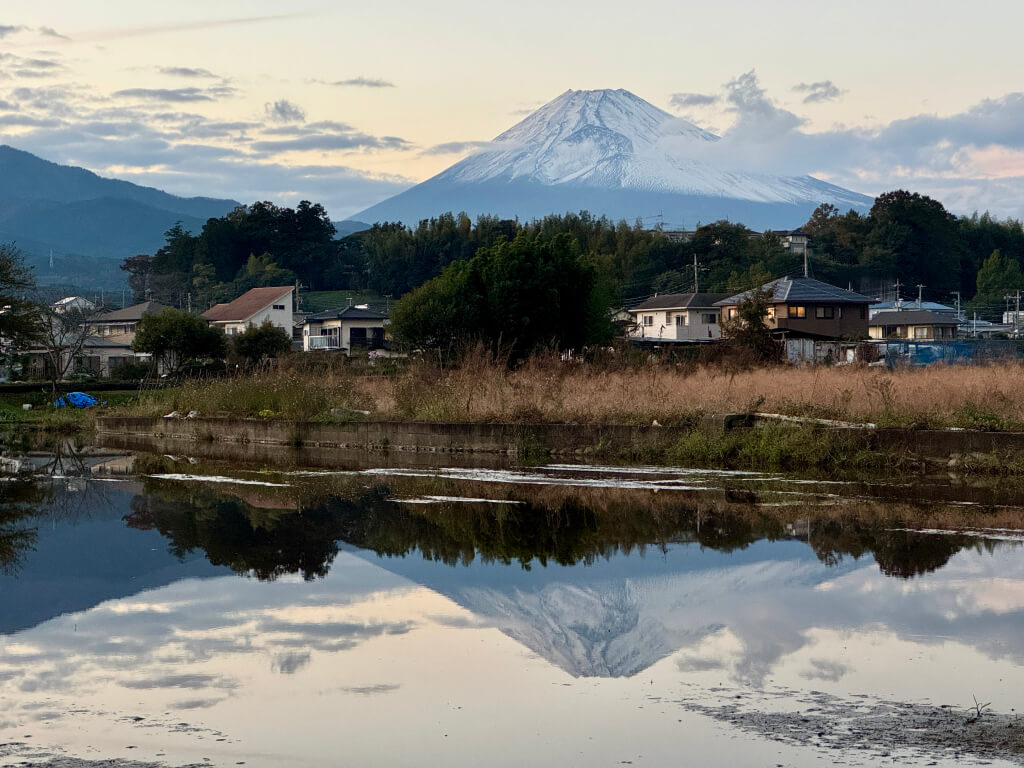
{"left": 1, "top": 435, "right": 1024, "bottom": 767}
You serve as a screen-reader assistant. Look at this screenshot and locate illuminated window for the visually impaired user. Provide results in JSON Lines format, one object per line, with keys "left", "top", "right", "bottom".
{"left": 788, "top": 305, "right": 806, "bottom": 319}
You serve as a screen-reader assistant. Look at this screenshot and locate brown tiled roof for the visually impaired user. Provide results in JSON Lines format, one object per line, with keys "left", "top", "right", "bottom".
{"left": 94, "top": 301, "right": 167, "bottom": 322}
{"left": 202, "top": 287, "right": 292, "bottom": 323}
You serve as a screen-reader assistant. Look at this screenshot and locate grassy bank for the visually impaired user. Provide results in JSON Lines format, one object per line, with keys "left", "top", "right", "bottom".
{"left": 103, "top": 352, "right": 1024, "bottom": 431}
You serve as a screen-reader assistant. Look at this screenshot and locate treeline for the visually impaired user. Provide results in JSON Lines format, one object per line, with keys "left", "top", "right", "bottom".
{"left": 127, "top": 192, "right": 1024, "bottom": 320}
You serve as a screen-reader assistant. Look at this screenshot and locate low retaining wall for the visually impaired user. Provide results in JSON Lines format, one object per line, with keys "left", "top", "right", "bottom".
{"left": 94, "top": 415, "right": 1024, "bottom": 467}
{"left": 94, "top": 416, "right": 686, "bottom": 458}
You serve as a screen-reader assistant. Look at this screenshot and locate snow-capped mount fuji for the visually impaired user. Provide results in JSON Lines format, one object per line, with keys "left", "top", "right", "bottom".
{"left": 354, "top": 88, "right": 872, "bottom": 229}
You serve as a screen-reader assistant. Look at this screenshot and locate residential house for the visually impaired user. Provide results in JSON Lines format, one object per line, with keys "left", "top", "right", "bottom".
{"left": 89, "top": 301, "right": 166, "bottom": 341}
{"left": 773, "top": 229, "right": 810, "bottom": 256}
{"left": 716, "top": 275, "right": 874, "bottom": 340}
{"left": 628, "top": 293, "right": 728, "bottom": 342}
{"left": 202, "top": 286, "right": 294, "bottom": 336}
{"left": 302, "top": 306, "right": 388, "bottom": 352}
{"left": 51, "top": 296, "right": 96, "bottom": 315}
{"left": 869, "top": 299, "right": 959, "bottom": 320}
{"left": 869, "top": 310, "right": 959, "bottom": 341}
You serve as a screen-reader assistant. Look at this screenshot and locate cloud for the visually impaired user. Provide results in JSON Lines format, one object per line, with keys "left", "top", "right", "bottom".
{"left": 38, "top": 27, "right": 70, "bottom": 40}
{"left": 78, "top": 13, "right": 308, "bottom": 43}
{"left": 722, "top": 69, "right": 804, "bottom": 141}
{"left": 420, "top": 140, "right": 493, "bottom": 156}
{"left": 326, "top": 77, "right": 395, "bottom": 88}
{"left": 0, "top": 25, "right": 25, "bottom": 39}
{"left": 119, "top": 673, "right": 237, "bottom": 690}
{"left": 670, "top": 92, "right": 719, "bottom": 109}
{"left": 264, "top": 99, "right": 306, "bottom": 123}
{"left": 113, "top": 87, "right": 222, "bottom": 103}
{"left": 250, "top": 133, "right": 411, "bottom": 154}
{"left": 159, "top": 67, "right": 218, "bottom": 79}
{"left": 793, "top": 80, "right": 844, "bottom": 104}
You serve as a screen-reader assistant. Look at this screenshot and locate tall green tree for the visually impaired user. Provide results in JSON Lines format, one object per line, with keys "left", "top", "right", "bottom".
{"left": 0, "top": 244, "right": 39, "bottom": 355}
{"left": 133, "top": 308, "right": 226, "bottom": 374}
{"left": 971, "top": 249, "right": 1023, "bottom": 320}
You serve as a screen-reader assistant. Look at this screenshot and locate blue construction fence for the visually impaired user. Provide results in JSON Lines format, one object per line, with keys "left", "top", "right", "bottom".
{"left": 876, "top": 339, "right": 1024, "bottom": 367}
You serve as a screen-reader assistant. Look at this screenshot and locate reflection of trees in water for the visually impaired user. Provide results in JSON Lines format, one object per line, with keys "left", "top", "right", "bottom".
{"left": 809, "top": 518, "right": 1003, "bottom": 579}
{"left": 0, "top": 479, "right": 51, "bottom": 574}
{"left": 124, "top": 478, "right": 1015, "bottom": 582}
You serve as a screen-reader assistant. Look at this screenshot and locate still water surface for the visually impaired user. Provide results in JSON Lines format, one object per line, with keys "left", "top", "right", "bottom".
{"left": 2, "top": 442, "right": 1024, "bottom": 766}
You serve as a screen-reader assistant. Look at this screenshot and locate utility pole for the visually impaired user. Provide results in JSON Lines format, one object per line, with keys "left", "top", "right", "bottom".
{"left": 1003, "top": 290, "right": 1022, "bottom": 336}
{"left": 693, "top": 253, "right": 699, "bottom": 294}
{"left": 952, "top": 291, "right": 961, "bottom": 321}
{"left": 893, "top": 279, "right": 903, "bottom": 308}
{"left": 916, "top": 284, "right": 925, "bottom": 308}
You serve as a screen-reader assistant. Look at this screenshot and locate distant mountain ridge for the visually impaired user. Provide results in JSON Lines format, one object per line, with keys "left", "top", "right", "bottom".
{"left": 0, "top": 145, "right": 239, "bottom": 287}
{"left": 355, "top": 89, "right": 873, "bottom": 229}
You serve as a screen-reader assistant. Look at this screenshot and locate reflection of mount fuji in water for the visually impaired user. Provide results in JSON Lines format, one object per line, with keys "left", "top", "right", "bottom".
{"left": 350, "top": 541, "right": 854, "bottom": 678}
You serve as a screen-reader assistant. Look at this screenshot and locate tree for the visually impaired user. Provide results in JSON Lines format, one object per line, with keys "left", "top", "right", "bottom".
{"left": 120, "top": 254, "right": 153, "bottom": 303}
{"left": 231, "top": 320, "right": 292, "bottom": 368}
{"left": 0, "top": 244, "right": 40, "bottom": 365}
{"left": 719, "top": 286, "right": 782, "bottom": 363}
{"left": 133, "top": 308, "right": 226, "bottom": 375}
{"left": 971, "top": 249, "right": 1023, "bottom": 321}
{"left": 390, "top": 231, "right": 608, "bottom": 363}
{"left": 35, "top": 302, "right": 101, "bottom": 393}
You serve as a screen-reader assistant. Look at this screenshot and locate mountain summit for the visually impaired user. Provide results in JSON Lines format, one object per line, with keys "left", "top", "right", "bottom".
{"left": 355, "top": 89, "right": 871, "bottom": 229}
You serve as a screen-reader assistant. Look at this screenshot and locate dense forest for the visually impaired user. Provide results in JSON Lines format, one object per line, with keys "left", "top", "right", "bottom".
{"left": 125, "top": 191, "right": 1024, "bottom": 321}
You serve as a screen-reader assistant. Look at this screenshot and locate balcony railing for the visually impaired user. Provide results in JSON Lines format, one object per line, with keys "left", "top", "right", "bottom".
{"left": 307, "top": 336, "right": 341, "bottom": 350}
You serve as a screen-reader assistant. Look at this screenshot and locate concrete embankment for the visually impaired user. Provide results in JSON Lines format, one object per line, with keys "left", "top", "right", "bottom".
{"left": 95, "top": 415, "right": 1024, "bottom": 469}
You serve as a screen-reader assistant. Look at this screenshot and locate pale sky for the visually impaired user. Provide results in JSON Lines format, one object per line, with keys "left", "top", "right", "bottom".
{"left": 2, "top": 0, "right": 1024, "bottom": 220}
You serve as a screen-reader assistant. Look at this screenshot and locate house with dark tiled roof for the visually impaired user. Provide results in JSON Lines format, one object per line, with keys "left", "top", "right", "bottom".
{"left": 201, "top": 286, "right": 293, "bottom": 336}
{"left": 716, "top": 275, "right": 874, "bottom": 340}
{"left": 302, "top": 306, "right": 388, "bottom": 352}
{"left": 627, "top": 293, "right": 729, "bottom": 342}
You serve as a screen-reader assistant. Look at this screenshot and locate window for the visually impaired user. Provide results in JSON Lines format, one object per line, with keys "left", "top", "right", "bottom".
{"left": 727, "top": 307, "right": 738, "bottom": 319}
{"left": 815, "top": 306, "right": 835, "bottom": 319}
{"left": 272, "top": 304, "right": 286, "bottom": 311}
{"left": 766, "top": 306, "right": 776, "bottom": 320}
{"left": 788, "top": 305, "right": 806, "bottom": 319}
{"left": 675, "top": 314, "right": 687, "bottom": 326}
{"left": 643, "top": 315, "right": 654, "bottom": 326}
{"left": 701, "top": 313, "right": 717, "bottom": 325}
{"left": 665, "top": 313, "right": 672, "bottom": 325}
{"left": 913, "top": 326, "right": 928, "bottom": 339}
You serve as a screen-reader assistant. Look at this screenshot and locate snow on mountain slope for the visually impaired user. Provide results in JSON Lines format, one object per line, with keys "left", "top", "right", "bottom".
{"left": 354, "top": 88, "right": 872, "bottom": 227}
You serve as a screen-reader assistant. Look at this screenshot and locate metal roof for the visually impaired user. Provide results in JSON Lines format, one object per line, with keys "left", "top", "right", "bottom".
{"left": 305, "top": 306, "right": 388, "bottom": 323}
{"left": 716, "top": 275, "right": 874, "bottom": 306}
{"left": 869, "top": 310, "right": 959, "bottom": 326}
{"left": 630, "top": 293, "right": 729, "bottom": 311}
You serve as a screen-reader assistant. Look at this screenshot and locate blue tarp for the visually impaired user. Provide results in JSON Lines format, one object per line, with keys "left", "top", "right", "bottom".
{"left": 53, "top": 392, "right": 99, "bottom": 409}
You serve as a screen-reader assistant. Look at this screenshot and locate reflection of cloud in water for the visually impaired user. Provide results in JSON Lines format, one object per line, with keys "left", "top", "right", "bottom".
{"left": 272, "top": 651, "right": 311, "bottom": 675}
{"left": 800, "top": 658, "right": 849, "bottom": 682}
{"left": 677, "top": 656, "right": 725, "bottom": 672}
{"left": 171, "top": 697, "right": 228, "bottom": 709}
{"left": 341, "top": 684, "right": 400, "bottom": 695}
{"left": 120, "top": 673, "right": 236, "bottom": 690}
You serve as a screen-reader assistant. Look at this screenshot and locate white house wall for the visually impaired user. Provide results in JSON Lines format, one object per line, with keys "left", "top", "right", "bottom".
{"left": 629, "top": 309, "right": 721, "bottom": 341}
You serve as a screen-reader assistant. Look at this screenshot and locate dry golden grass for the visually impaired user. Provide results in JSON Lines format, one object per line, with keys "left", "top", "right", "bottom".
{"left": 358, "top": 353, "right": 1024, "bottom": 429}
{"left": 121, "top": 350, "right": 1024, "bottom": 430}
